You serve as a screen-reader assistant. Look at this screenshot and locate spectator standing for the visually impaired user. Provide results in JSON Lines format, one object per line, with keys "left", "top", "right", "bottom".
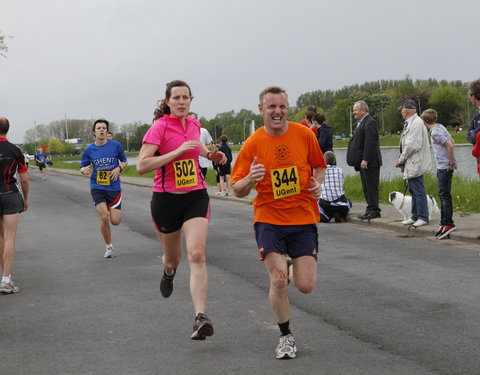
{"left": 188, "top": 112, "right": 213, "bottom": 179}
{"left": 421, "top": 109, "right": 457, "bottom": 239}
{"left": 395, "top": 99, "right": 432, "bottom": 228}
{"left": 346, "top": 100, "right": 382, "bottom": 220}
{"left": 218, "top": 135, "right": 233, "bottom": 196}
{"left": 313, "top": 113, "right": 333, "bottom": 154}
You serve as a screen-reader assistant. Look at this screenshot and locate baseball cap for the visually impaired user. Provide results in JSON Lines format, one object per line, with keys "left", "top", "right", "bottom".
{"left": 397, "top": 99, "right": 416, "bottom": 110}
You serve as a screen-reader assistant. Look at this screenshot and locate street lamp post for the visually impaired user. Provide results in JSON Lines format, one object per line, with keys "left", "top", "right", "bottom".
{"left": 64, "top": 114, "right": 69, "bottom": 140}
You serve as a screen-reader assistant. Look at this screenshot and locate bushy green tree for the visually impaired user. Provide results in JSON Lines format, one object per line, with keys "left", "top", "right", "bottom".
{"left": 48, "top": 138, "right": 65, "bottom": 154}
{"left": 428, "top": 86, "right": 465, "bottom": 126}
{"left": 330, "top": 99, "right": 352, "bottom": 135}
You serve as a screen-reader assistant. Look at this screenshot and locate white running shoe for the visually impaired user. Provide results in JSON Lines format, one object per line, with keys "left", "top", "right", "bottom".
{"left": 412, "top": 219, "right": 429, "bottom": 228}
{"left": 275, "top": 334, "right": 297, "bottom": 359}
{"left": 104, "top": 245, "right": 114, "bottom": 258}
{"left": 401, "top": 218, "right": 415, "bottom": 226}
{"left": 0, "top": 281, "right": 20, "bottom": 294}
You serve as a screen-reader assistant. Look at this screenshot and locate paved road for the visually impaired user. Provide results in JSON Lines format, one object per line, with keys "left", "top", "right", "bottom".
{"left": 2, "top": 171, "right": 479, "bottom": 375}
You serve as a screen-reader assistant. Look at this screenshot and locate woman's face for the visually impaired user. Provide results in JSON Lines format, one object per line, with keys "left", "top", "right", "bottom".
{"left": 166, "top": 86, "right": 191, "bottom": 118}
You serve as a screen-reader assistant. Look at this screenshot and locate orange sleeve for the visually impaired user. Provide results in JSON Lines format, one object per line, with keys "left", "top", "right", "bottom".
{"left": 231, "top": 139, "right": 254, "bottom": 185}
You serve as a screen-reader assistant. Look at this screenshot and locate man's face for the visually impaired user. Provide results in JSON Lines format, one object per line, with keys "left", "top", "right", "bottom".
{"left": 352, "top": 104, "right": 366, "bottom": 120}
{"left": 400, "top": 108, "right": 415, "bottom": 120}
{"left": 94, "top": 122, "right": 108, "bottom": 139}
{"left": 258, "top": 92, "right": 289, "bottom": 135}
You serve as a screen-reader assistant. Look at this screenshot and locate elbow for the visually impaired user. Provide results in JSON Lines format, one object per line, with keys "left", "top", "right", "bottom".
{"left": 136, "top": 164, "right": 146, "bottom": 175}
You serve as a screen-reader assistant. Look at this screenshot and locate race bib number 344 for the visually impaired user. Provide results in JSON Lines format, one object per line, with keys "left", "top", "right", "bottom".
{"left": 173, "top": 159, "right": 198, "bottom": 188}
{"left": 271, "top": 166, "right": 300, "bottom": 199}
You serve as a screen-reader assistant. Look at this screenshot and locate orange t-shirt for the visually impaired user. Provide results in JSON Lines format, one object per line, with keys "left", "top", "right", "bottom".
{"left": 231, "top": 122, "right": 327, "bottom": 225}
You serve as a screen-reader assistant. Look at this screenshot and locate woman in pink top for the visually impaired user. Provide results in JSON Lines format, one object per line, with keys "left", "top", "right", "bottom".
{"left": 137, "top": 80, "right": 226, "bottom": 340}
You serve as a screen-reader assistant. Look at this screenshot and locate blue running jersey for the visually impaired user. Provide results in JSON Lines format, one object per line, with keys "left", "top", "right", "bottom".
{"left": 80, "top": 140, "right": 127, "bottom": 191}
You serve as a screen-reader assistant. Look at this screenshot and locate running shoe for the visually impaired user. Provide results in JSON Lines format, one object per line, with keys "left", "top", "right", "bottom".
{"left": 160, "top": 269, "right": 176, "bottom": 298}
{"left": 401, "top": 218, "right": 415, "bottom": 226}
{"left": 434, "top": 226, "right": 445, "bottom": 238}
{"left": 104, "top": 245, "right": 114, "bottom": 258}
{"left": 437, "top": 224, "right": 456, "bottom": 240}
{"left": 191, "top": 313, "right": 214, "bottom": 340}
{"left": 275, "top": 334, "right": 297, "bottom": 359}
{"left": 412, "top": 219, "right": 429, "bottom": 228}
{"left": 0, "top": 281, "right": 20, "bottom": 294}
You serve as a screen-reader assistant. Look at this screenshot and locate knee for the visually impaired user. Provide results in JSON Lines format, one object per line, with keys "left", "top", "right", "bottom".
{"left": 110, "top": 217, "right": 121, "bottom": 226}
{"left": 271, "top": 273, "right": 288, "bottom": 293}
{"left": 188, "top": 248, "right": 206, "bottom": 265}
{"left": 296, "top": 282, "right": 315, "bottom": 294}
{"left": 99, "top": 212, "right": 110, "bottom": 224}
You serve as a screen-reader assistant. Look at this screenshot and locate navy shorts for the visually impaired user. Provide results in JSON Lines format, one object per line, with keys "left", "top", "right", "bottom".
{"left": 254, "top": 222, "right": 318, "bottom": 261}
{"left": 91, "top": 189, "right": 122, "bottom": 209}
{"left": 0, "top": 192, "right": 24, "bottom": 215}
{"left": 38, "top": 163, "right": 46, "bottom": 171}
{"left": 151, "top": 189, "right": 210, "bottom": 234}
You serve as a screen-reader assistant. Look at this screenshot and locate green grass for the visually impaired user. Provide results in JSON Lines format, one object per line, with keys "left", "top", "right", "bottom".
{"left": 345, "top": 173, "right": 479, "bottom": 214}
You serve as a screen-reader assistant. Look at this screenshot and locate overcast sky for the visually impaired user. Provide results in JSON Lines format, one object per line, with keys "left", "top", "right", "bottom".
{"left": 1, "top": 0, "right": 479, "bottom": 143}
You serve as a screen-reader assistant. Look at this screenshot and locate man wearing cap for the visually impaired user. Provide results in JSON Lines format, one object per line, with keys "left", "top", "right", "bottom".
{"left": 395, "top": 99, "right": 432, "bottom": 228}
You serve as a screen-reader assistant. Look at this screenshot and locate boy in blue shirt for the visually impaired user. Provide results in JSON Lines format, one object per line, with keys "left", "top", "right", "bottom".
{"left": 80, "top": 119, "right": 127, "bottom": 258}
{"left": 421, "top": 109, "right": 457, "bottom": 239}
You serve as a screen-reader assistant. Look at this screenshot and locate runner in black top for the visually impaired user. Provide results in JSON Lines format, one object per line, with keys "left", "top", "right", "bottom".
{"left": 0, "top": 117, "right": 29, "bottom": 294}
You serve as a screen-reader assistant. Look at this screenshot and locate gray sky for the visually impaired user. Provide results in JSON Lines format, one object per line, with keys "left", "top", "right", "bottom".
{"left": 1, "top": 0, "right": 478, "bottom": 143}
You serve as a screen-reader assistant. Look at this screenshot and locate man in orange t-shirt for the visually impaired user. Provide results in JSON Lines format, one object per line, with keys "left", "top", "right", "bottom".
{"left": 231, "top": 86, "right": 326, "bottom": 359}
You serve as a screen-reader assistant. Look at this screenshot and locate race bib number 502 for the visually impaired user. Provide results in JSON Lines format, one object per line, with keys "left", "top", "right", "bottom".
{"left": 173, "top": 159, "right": 198, "bottom": 188}
{"left": 271, "top": 166, "right": 300, "bottom": 199}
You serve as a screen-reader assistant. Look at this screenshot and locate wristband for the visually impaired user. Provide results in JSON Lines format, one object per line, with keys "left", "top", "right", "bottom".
{"left": 118, "top": 166, "right": 123, "bottom": 172}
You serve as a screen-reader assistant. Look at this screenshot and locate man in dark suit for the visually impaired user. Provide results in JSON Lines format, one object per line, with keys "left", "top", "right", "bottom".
{"left": 346, "top": 100, "right": 382, "bottom": 219}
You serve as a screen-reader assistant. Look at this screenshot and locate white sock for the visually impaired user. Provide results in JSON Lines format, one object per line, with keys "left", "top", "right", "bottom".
{"left": 106, "top": 244, "right": 113, "bottom": 249}
{"left": 2, "top": 276, "right": 11, "bottom": 283}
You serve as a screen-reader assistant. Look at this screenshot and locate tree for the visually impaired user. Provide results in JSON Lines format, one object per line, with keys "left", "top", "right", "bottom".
{"left": 0, "top": 31, "right": 11, "bottom": 58}
{"left": 428, "top": 86, "right": 465, "bottom": 126}
{"left": 330, "top": 99, "right": 352, "bottom": 135}
{"left": 48, "top": 138, "right": 65, "bottom": 155}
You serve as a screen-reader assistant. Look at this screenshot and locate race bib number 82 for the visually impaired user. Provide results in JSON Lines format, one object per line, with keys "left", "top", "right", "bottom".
{"left": 271, "top": 166, "right": 300, "bottom": 199}
{"left": 96, "top": 170, "right": 111, "bottom": 186}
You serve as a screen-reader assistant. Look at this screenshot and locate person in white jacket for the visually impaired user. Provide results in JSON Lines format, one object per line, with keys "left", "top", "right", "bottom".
{"left": 395, "top": 99, "right": 432, "bottom": 228}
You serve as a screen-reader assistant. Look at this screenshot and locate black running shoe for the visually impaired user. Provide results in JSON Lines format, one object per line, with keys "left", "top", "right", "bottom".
{"left": 160, "top": 269, "right": 176, "bottom": 298}
{"left": 191, "top": 313, "right": 214, "bottom": 340}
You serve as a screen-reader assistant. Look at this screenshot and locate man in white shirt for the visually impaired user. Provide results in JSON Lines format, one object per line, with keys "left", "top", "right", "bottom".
{"left": 188, "top": 112, "right": 213, "bottom": 178}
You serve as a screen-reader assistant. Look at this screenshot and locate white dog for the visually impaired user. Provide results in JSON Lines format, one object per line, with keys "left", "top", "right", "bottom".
{"left": 388, "top": 191, "right": 440, "bottom": 221}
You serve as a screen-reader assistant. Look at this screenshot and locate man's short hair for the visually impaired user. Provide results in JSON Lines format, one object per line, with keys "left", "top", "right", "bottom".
{"left": 259, "top": 86, "right": 288, "bottom": 105}
{"left": 92, "top": 119, "right": 109, "bottom": 132}
{"left": 354, "top": 100, "right": 369, "bottom": 112}
{"left": 307, "top": 105, "right": 317, "bottom": 113}
{"left": 323, "top": 151, "right": 336, "bottom": 166}
{"left": 0, "top": 117, "right": 10, "bottom": 135}
{"left": 469, "top": 79, "right": 480, "bottom": 100}
{"left": 421, "top": 109, "right": 437, "bottom": 125}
